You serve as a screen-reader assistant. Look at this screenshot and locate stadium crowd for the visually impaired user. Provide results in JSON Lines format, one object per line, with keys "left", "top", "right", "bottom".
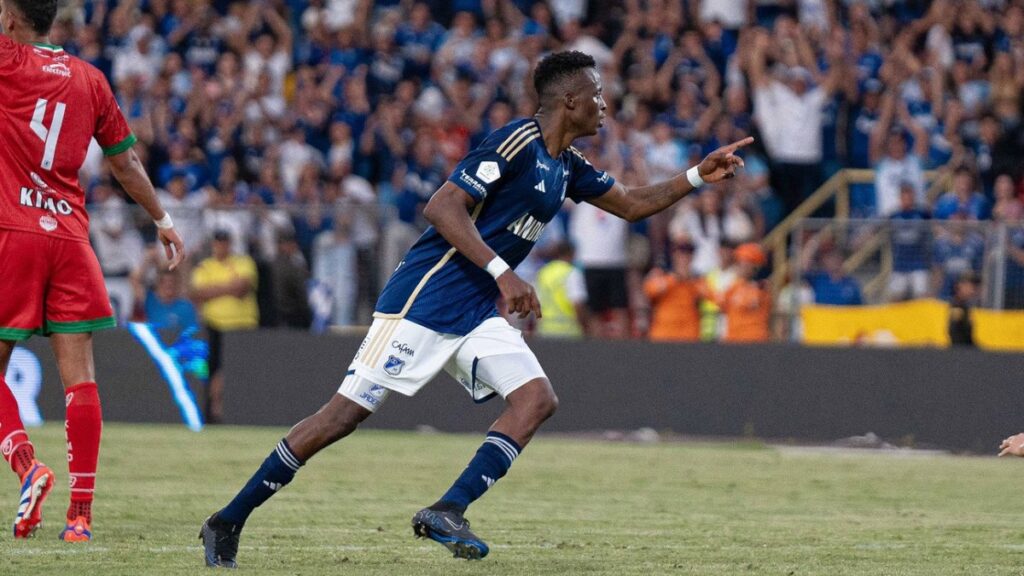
{"left": 64, "top": 0, "right": 1024, "bottom": 341}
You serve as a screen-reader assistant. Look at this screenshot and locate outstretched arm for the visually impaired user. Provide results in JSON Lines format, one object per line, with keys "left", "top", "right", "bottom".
{"left": 588, "top": 137, "right": 754, "bottom": 222}
{"left": 107, "top": 148, "right": 185, "bottom": 270}
{"left": 422, "top": 182, "right": 541, "bottom": 319}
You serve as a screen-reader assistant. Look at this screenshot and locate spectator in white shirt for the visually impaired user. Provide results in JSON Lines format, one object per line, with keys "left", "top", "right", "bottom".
{"left": 746, "top": 27, "right": 845, "bottom": 215}
{"left": 90, "top": 182, "right": 144, "bottom": 323}
{"left": 870, "top": 90, "right": 929, "bottom": 216}
{"left": 569, "top": 202, "right": 630, "bottom": 339}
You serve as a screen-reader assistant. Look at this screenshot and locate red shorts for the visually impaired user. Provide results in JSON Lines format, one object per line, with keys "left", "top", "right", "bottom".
{"left": 0, "top": 229, "right": 115, "bottom": 341}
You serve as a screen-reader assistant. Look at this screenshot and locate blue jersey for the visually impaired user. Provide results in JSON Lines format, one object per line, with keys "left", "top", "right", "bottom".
{"left": 375, "top": 119, "right": 616, "bottom": 335}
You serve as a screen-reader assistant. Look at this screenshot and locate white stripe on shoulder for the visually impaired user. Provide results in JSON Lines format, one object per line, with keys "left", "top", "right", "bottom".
{"left": 503, "top": 133, "right": 540, "bottom": 161}
{"left": 496, "top": 123, "right": 537, "bottom": 156}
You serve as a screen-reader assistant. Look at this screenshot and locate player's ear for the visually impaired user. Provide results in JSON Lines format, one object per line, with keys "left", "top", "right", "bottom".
{"left": 563, "top": 92, "right": 577, "bottom": 110}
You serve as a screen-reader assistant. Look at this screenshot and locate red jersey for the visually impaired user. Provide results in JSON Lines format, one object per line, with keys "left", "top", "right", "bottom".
{"left": 0, "top": 35, "right": 135, "bottom": 243}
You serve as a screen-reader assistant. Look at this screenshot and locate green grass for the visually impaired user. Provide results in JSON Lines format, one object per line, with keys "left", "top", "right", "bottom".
{"left": 2, "top": 424, "right": 1024, "bottom": 575}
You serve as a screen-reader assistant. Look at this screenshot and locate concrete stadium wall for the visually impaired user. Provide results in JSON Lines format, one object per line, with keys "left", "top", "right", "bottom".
{"left": 18, "top": 330, "right": 1024, "bottom": 451}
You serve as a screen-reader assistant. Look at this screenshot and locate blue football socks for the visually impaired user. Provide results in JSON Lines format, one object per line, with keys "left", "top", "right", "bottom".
{"left": 219, "top": 439, "right": 304, "bottom": 526}
{"left": 435, "top": 431, "right": 522, "bottom": 513}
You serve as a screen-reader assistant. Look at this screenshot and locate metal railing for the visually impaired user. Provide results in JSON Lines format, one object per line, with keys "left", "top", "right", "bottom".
{"left": 761, "top": 168, "right": 952, "bottom": 302}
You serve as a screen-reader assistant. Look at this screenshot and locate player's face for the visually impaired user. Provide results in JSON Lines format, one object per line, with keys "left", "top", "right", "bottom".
{"left": 575, "top": 68, "right": 607, "bottom": 136}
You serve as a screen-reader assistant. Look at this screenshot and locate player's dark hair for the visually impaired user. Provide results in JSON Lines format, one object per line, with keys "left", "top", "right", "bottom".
{"left": 9, "top": 0, "right": 60, "bottom": 36}
{"left": 533, "top": 50, "right": 596, "bottom": 100}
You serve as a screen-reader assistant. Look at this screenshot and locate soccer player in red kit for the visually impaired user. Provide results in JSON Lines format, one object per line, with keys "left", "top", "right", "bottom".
{"left": 0, "top": 0, "right": 184, "bottom": 541}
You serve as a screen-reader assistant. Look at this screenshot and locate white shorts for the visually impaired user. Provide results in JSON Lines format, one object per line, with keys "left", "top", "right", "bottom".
{"left": 888, "top": 270, "right": 929, "bottom": 300}
{"left": 338, "top": 316, "right": 547, "bottom": 411}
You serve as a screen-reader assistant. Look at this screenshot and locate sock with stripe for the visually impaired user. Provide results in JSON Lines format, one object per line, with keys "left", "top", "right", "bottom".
{"left": 0, "top": 376, "right": 35, "bottom": 478}
{"left": 219, "top": 439, "right": 303, "bottom": 526}
{"left": 433, "top": 431, "right": 522, "bottom": 514}
{"left": 65, "top": 382, "right": 102, "bottom": 522}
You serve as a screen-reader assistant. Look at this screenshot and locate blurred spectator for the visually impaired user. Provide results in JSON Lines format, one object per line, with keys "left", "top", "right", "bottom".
{"left": 90, "top": 181, "right": 144, "bottom": 323}
{"left": 718, "top": 243, "right": 770, "bottom": 343}
{"left": 698, "top": 241, "right": 737, "bottom": 341}
{"left": 931, "top": 218, "right": 985, "bottom": 300}
{"left": 774, "top": 269, "right": 814, "bottom": 340}
{"left": 975, "top": 114, "right": 1024, "bottom": 193}
{"left": 146, "top": 271, "right": 199, "bottom": 333}
{"left": 671, "top": 185, "right": 757, "bottom": 271}
{"left": 204, "top": 186, "right": 253, "bottom": 256}
{"left": 130, "top": 248, "right": 199, "bottom": 332}
{"left": 1004, "top": 225, "right": 1024, "bottom": 310}
{"left": 871, "top": 93, "right": 929, "bottom": 217}
{"left": 570, "top": 202, "right": 630, "bottom": 339}
{"left": 992, "top": 174, "right": 1024, "bottom": 223}
{"left": 158, "top": 173, "right": 208, "bottom": 254}
{"left": 313, "top": 214, "right": 358, "bottom": 327}
{"left": 535, "top": 242, "right": 589, "bottom": 339}
{"left": 747, "top": 26, "right": 845, "bottom": 215}
{"left": 643, "top": 242, "right": 701, "bottom": 342}
{"left": 934, "top": 167, "right": 991, "bottom": 220}
{"left": 806, "top": 251, "right": 863, "bottom": 306}
{"left": 270, "top": 230, "right": 313, "bottom": 329}
{"left": 948, "top": 271, "right": 979, "bottom": 347}
{"left": 190, "top": 230, "right": 259, "bottom": 423}
{"left": 888, "top": 185, "right": 931, "bottom": 301}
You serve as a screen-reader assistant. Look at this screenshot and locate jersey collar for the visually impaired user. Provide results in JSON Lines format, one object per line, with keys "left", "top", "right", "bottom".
{"left": 31, "top": 42, "right": 64, "bottom": 53}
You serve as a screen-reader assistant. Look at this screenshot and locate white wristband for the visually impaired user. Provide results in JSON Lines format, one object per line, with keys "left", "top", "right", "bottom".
{"left": 485, "top": 256, "right": 510, "bottom": 279}
{"left": 154, "top": 212, "right": 174, "bottom": 230}
{"left": 686, "top": 166, "right": 705, "bottom": 188}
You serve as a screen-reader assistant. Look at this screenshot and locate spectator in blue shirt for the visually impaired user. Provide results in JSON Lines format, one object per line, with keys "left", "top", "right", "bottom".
{"left": 932, "top": 218, "right": 986, "bottom": 300}
{"left": 131, "top": 260, "right": 200, "bottom": 332}
{"left": 1004, "top": 226, "right": 1024, "bottom": 310}
{"left": 888, "top": 185, "right": 931, "bottom": 301}
{"left": 934, "top": 167, "right": 991, "bottom": 220}
{"left": 395, "top": 3, "right": 445, "bottom": 80}
{"left": 806, "top": 251, "right": 864, "bottom": 306}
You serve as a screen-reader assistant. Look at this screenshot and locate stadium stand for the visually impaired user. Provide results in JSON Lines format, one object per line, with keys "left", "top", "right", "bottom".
{"left": 69, "top": 0, "right": 1024, "bottom": 339}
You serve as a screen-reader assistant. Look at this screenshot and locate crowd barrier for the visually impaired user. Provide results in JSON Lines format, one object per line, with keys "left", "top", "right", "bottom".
{"left": 801, "top": 299, "right": 1024, "bottom": 350}
{"left": 10, "top": 328, "right": 1024, "bottom": 452}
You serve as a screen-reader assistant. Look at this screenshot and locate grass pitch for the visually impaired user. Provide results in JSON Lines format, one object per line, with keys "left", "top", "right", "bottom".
{"left": 1, "top": 424, "right": 1024, "bottom": 575}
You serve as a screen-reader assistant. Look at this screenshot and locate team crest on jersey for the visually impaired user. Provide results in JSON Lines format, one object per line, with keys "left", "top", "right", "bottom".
{"left": 358, "top": 384, "right": 388, "bottom": 408}
{"left": 383, "top": 355, "right": 405, "bottom": 376}
{"left": 475, "top": 161, "right": 501, "bottom": 184}
{"left": 39, "top": 215, "right": 58, "bottom": 232}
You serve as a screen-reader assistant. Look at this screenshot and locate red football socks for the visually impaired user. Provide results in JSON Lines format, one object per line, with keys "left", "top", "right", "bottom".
{"left": 0, "top": 376, "right": 34, "bottom": 478}
{"left": 65, "top": 382, "right": 102, "bottom": 522}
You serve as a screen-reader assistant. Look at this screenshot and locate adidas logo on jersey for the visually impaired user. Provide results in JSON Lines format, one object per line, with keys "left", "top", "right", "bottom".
{"left": 534, "top": 181, "right": 546, "bottom": 193}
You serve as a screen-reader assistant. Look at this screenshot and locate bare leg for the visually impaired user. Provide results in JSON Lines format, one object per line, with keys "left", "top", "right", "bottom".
{"left": 488, "top": 377, "right": 559, "bottom": 447}
{"left": 50, "top": 333, "right": 95, "bottom": 389}
{"left": 284, "top": 393, "right": 372, "bottom": 461}
{"left": 207, "top": 371, "right": 225, "bottom": 423}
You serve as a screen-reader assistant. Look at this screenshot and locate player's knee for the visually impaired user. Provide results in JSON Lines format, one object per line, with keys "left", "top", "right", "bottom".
{"left": 539, "top": 390, "right": 559, "bottom": 420}
{"left": 525, "top": 387, "right": 558, "bottom": 423}
{"left": 318, "top": 397, "right": 369, "bottom": 441}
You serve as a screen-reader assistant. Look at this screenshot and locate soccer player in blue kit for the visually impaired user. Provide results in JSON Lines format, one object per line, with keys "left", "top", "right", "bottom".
{"left": 200, "top": 51, "right": 752, "bottom": 567}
